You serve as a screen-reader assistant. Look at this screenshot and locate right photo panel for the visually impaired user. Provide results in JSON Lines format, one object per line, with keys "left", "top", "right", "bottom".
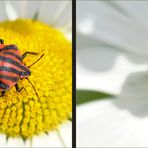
{"left": 77, "top": 0, "right": 148, "bottom": 147}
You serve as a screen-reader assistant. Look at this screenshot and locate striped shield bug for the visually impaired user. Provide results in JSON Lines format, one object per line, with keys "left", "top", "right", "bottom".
{"left": 0, "top": 39, "right": 44, "bottom": 97}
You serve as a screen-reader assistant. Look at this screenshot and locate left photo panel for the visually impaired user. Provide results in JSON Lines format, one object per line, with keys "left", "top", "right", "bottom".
{"left": 0, "top": 0, "right": 72, "bottom": 147}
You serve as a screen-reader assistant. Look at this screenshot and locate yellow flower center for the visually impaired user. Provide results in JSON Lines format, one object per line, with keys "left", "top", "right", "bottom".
{"left": 0, "top": 19, "right": 72, "bottom": 139}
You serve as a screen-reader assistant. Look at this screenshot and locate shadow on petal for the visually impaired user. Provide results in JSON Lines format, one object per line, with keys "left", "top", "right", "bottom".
{"left": 77, "top": 35, "right": 120, "bottom": 72}
{"left": 113, "top": 70, "right": 148, "bottom": 117}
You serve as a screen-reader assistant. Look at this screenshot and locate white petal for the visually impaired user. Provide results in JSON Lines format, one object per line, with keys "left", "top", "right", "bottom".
{"left": 58, "top": 121, "right": 72, "bottom": 147}
{"left": 117, "top": 70, "right": 148, "bottom": 117}
{"left": 38, "top": 1, "right": 72, "bottom": 33}
{"left": 77, "top": 98, "right": 148, "bottom": 147}
{"left": 114, "top": 1, "right": 148, "bottom": 25}
{"left": 5, "top": 1, "right": 42, "bottom": 19}
{"left": 38, "top": 1, "right": 68, "bottom": 24}
{"left": 0, "top": 135, "right": 7, "bottom": 147}
{"left": 77, "top": 46, "right": 148, "bottom": 94}
{"left": 4, "top": 1, "right": 28, "bottom": 18}
{"left": 32, "top": 121, "right": 72, "bottom": 147}
{"left": 6, "top": 137, "right": 24, "bottom": 147}
{"left": 24, "top": 139, "right": 32, "bottom": 147}
{"left": 0, "top": 1, "right": 9, "bottom": 21}
{"left": 21, "top": 1, "right": 42, "bottom": 19}
{"left": 77, "top": 1, "right": 148, "bottom": 57}
{"left": 32, "top": 133, "right": 60, "bottom": 147}
{"left": 116, "top": 118, "right": 148, "bottom": 147}
{"left": 0, "top": 1, "right": 72, "bottom": 36}
{"left": 77, "top": 70, "right": 148, "bottom": 147}
{"left": 5, "top": 1, "right": 18, "bottom": 20}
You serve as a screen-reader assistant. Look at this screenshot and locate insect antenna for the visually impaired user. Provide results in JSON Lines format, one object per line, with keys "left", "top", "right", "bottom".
{"left": 25, "top": 77, "right": 40, "bottom": 100}
{"left": 25, "top": 53, "right": 44, "bottom": 100}
{"left": 28, "top": 54, "right": 44, "bottom": 68}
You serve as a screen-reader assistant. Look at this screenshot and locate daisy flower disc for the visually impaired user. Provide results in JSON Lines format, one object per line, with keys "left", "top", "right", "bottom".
{"left": 0, "top": 19, "right": 72, "bottom": 139}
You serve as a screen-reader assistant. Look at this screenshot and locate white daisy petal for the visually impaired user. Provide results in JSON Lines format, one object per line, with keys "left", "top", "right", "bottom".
{"left": 54, "top": 1, "right": 72, "bottom": 30}
{"left": 20, "top": 1, "right": 28, "bottom": 18}
{"left": 0, "top": 1, "right": 9, "bottom": 21}
{"left": 77, "top": 1, "right": 148, "bottom": 57}
{"left": 24, "top": 139, "right": 32, "bottom": 148}
{"left": 38, "top": 1, "right": 72, "bottom": 30}
{"left": 38, "top": 1, "right": 65, "bottom": 24}
{"left": 115, "top": 117, "right": 148, "bottom": 147}
{"left": 77, "top": 45, "right": 148, "bottom": 94}
{"left": 77, "top": 32, "right": 148, "bottom": 65}
{"left": 77, "top": 67, "right": 148, "bottom": 147}
{"left": 0, "top": 135, "right": 7, "bottom": 147}
{"left": 114, "top": 1, "right": 148, "bottom": 25}
{"left": 58, "top": 121, "right": 72, "bottom": 148}
{"left": 23, "top": 1, "right": 43, "bottom": 19}
{"left": 4, "top": 1, "right": 28, "bottom": 18}
{"left": 77, "top": 98, "right": 148, "bottom": 147}
{"left": 32, "top": 131, "right": 64, "bottom": 147}
{"left": 77, "top": 99, "right": 138, "bottom": 147}
{"left": 117, "top": 70, "right": 148, "bottom": 117}
{"left": 6, "top": 137, "right": 24, "bottom": 147}
{"left": 5, "top": 1, "right": 18, "bottom": 20}
{"left": 6, "top": 0, "right": 43, "bottom": 19}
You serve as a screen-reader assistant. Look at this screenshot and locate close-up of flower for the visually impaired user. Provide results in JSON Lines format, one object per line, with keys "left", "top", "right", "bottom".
{"left": 0, "top": 1, "right": 72, "bottom": 148}
{"left": 77, "top": 1, "right": 148, "bottom": 147}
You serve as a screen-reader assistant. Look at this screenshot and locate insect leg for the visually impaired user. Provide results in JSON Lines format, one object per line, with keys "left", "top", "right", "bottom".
{"left": 0, "top": 39, "right": 4, "bottom": 44}
{"left": 22, "top": 52, "right": 38, "bottom": 60}
{"left": 0, "top": 91, "right": 5, "bottom": 97}
{"left": 15, "top": 84, "right": 23, "bottom": 92}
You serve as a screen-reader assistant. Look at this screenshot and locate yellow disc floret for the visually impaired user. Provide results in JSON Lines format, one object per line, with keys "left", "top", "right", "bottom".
{"left": 0, "top": 19, "right": 72, "bottom": 139}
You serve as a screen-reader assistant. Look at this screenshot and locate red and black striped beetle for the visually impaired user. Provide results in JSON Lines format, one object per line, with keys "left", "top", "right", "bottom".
{"left": 0, "top": 39, "right": 44, "bottom": 97}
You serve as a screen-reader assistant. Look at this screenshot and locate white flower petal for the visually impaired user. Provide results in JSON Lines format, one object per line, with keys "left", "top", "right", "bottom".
{"left": 77, "top": 70, "right": 148, "bottom": 147}
{"left": 77, "top": 1, "right": 148, "bottom": 57}
{"left": 22, "top": 1, "right": 42, "bottom": 19}
{"left": 77, "top": 99, "right": 137, "bottom": 147}
{"left": 38, "top": 1, "right": 72, "bottom": 31}
{"left": 5, "top": 1, "right": 42, "bottom": 19}
{"left": 4, "top": 1, "right": 28, "bottom": 18}
{"left": 0, "top": 135, "right": 7, "bottom": 147}
{"left": 24, "top": 139, "right": 32, "bottom": 148}
{"left": 5, "top": 1, "right": 18, "bottom": 20}
{"left": 115, "top": 117, "right": 148, "bottom": 147}
{"left": 77, "top": 46, "right": 148, "bottom": 94}
{"left": 0, "top": 1, "right": 9, "bottom": 21}
{"left": 114, "top": 1, "right": 148, "bottom": 25}
{"left": 77, "top": 32, "right": 148, "bottom": 65}
{"left": 32, "top": 131, "right": 64, "bottom": 147}
{"left": 117, "top": 70, "right": 148, "bottom": 117}
{"left": 77, "top": 98, "right": 148, "bottom": 147}
{"left": 54, "top": 1, "right": 72, "bottom": 30}
{"left": 58, "top": 121, "right": 72, "bottom": 147}
{"left": 38, "top": 1, "right": 66, "bottom": 24}
{"left": 6, "top": 137, "right": 24, "bottom": 147}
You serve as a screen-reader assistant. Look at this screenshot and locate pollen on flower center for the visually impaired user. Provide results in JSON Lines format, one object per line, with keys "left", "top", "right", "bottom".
{"left": 0, "top": 19, "right": 72, "bottom": 139}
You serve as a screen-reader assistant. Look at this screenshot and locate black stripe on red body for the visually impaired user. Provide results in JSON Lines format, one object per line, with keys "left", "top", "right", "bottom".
{"left": 0, "top": 45, "right": 18, "bottom": 51}
{"left": 0, "top": 56, "right": 28, "bottom": 71}
{"left": 3, "top": 52, "right": 22, "bottom": 62}
{"left": 0, "top": 74, "right": 18, "bottom": 82}
{"left": 0, "top": 81, "right": 9, "bottom": 90}
{"left": 0, "top": 45, "right": 31, "bottom": 90}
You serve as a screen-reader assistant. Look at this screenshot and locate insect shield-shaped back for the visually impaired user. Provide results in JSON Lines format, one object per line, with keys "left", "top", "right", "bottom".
{"left": 0, "top": 39, "right": 30, "bottom": 91}
{"left": 0, "top": 39, "right": 44, "bottom": 97}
